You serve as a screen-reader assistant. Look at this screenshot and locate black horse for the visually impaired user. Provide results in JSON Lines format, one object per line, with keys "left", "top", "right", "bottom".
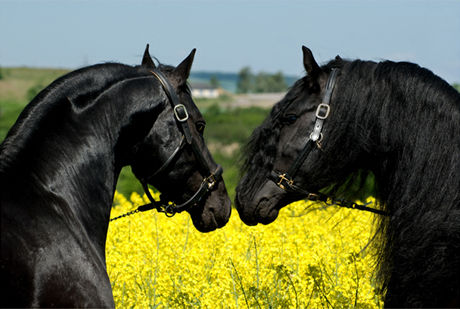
{"left": 235, "top": 46, "right": 460, "bottom": 308}
{"left": 0, "top": 46, "right": 231, "bottom": 308}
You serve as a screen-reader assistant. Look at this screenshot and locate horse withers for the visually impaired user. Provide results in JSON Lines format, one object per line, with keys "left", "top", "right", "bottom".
{"left": 235, "top": 46, "right": 460, "bottom": 307}
{"left": 0, "top": 46, "right": 231, "bottom": 307}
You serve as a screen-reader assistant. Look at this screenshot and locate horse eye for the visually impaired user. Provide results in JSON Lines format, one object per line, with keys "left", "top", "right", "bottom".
{"left": 281, "top": 114, "right": 298, "bottom": 124}
{"left": 195, "top": 121, "right": 206, "bottom": 134}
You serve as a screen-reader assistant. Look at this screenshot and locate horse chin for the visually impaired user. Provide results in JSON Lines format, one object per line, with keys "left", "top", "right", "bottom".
{"left": 235, "top": 196, "right": 280, "bottom": 226}
{"left": 257, "top": 199, "right": 280, "bottom": 225}
{"left": 235, "top": 180, "right": 285, "bottom": 226}
{"left": 188, "top": 182, "right": 231, "bottom": 233}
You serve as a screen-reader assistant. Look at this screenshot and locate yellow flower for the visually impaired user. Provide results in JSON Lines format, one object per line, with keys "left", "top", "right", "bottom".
{"left": 107, "top": 191, "right": 382, "bottom": 308}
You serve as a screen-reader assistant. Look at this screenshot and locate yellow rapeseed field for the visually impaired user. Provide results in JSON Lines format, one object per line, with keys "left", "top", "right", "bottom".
{"left": 107, "top": 191, "right": 383, "bottom": 308}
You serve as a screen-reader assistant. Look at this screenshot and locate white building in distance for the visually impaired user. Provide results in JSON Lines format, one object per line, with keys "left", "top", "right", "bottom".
{"left": 190, "top": 82, "right": 220, "bottom": 99}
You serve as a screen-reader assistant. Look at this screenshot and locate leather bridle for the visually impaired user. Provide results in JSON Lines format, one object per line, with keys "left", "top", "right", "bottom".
{"left": 111, "top": 70, "right": 223, "bottom": 221}
{"left": 268, "top": 69, "right": 388, "bottom": 216}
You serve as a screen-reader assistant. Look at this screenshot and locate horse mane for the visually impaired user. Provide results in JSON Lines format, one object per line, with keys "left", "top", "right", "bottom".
{"left": 242, "top": 57, "right": 460, "bottom": 301}
{"left": 0, "top": 63, "right": 152, "bottom": 173}
{"left": 335, "top": 60, "right": 460, "bottom": 300}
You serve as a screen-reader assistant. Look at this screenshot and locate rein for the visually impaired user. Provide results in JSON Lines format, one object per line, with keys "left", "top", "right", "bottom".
{"left": 269, "top": 68, "right": 388, "bottom": 216}
{"left": 111, "top": 70, "right": 223, "bottom": 222}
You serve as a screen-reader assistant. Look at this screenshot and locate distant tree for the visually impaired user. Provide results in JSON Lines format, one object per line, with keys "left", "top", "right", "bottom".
{"left": 254, "top": 72, "right": 270, "bottom": 93}
{"left": 210, "top": 75, "right": 220, "bottom": 88}
{"left": 270, "top": 71, "right": 288, "bottom": 92}
{"left": 236, "top": 66, "right": 253, "bottom": 93}
{"left": 237, "top": 67, "right": 288, "bottom": 93}
{"left": 254, "top": 71, "right": 287, "bottom": 93}
{"left": 0, "top": 67, "right": 3, "bottom": 80}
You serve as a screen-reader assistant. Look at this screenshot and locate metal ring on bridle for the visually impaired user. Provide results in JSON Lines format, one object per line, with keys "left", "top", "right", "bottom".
{"left": 174, "top": 104, "right": 189, "bottom": 122}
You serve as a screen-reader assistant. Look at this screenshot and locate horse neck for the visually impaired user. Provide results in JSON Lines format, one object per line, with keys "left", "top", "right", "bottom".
{"left": 338, "top": 62, "right": 460, "bottom": 305}
{"left": 340, "top": 61, "right": 460, "bottom": 213}
{"left": 0, "top": 73, "right": 162, "bottom": 252}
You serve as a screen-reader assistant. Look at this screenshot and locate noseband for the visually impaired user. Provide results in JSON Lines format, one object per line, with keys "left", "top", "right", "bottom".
{"left": 269, "top": 69, "right": 387, "bottom": 216}
{"left": 111, "top": 70, "right": 223, "bottom": 221}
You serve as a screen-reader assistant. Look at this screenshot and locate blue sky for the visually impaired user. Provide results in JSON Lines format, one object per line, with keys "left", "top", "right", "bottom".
{"left": 1, "top": 0, "right": 459, "bottom": 83}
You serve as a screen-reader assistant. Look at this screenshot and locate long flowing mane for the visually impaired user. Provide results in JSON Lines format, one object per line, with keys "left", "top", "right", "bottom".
{"left": 242, "top": 57, "right": 460, "bottom": 304}
{"left": 329, "top": 60, "right": 460, "bottom": 301}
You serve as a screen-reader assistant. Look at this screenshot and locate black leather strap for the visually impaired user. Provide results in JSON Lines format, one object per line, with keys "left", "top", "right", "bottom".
{"left": 287, "top": 139, "right": 316, "bottom": 179}
{"left": 267, "top": 68, "right": 388, "bottom": 216}
{"left": 173, "top": 165, "right": 222, "bottom": 212}
{"left": 271, "top": 69, "right": 339, "bottom": 188}
{"left": 140, "top": 165, "right": 223, "bottom": 215}
{"left": 310, "top": 68, "right": 338, "bottom": 142}
{"left": 143, "top": 135, "right": 186, "bottom": 183}
{"left": 151, "top": 70, "right": 193, "bottom": 144}
{"left": 134, "top": 70, "right": 222, "bottom": 216}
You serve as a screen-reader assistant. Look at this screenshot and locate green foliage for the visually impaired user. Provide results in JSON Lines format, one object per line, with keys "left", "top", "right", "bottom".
{"left": 236, "top": 66, "right": 252, "bottom": 94}
{"left": 0, "top": 67, "right": 3, "bottom": 80}
{"left": 453, "top": 83, "right": 460, "bottom": 93}
{"left": 237, "top": 66, "right": 288, "bottom": 93}
{"left": 0, "top": 67, "right": 68, "bottom": 102}
{"left": 27, "top": 83, "right": 45, "bottom": 101}
{"left": 2, "top": 67, "right": 68, "bottom": 82}
{"left": 116, "top": 167, "right": 144, "bottom": 197}
{"left": 194, "top": 93, "right": 232, "bottom": 110}
{"left": 254, "top": 71, "right": 287, "bottom": 93}
{"left": 203, "top": 105, "right": 269, "bottom": 145}
{"left": 209, "top": 151, "right": 240, "bottom": 202}
{"left": 209, "top": 75, "right": 220, "bottom": 88}
{"left": 0, "top": 100, "right": 27, "bottom": 141}
{"left": 201, "top": 105, "right": 270, "bottom": 200}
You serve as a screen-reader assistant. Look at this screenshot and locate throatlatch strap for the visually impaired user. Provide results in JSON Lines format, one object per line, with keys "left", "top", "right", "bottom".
{"left": 146, "top": 135, "right": 186, "bottom": 181}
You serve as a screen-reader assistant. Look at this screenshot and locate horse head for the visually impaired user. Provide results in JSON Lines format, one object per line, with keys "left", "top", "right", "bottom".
{"left": 130, "top": 45, "right": 231, "bottom": 232}
{"left": 235, "top": 46, "right": 351, "bottom": 225}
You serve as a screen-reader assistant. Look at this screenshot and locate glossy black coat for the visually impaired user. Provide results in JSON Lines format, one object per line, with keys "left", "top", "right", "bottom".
{"left": 0, "top": 47, "right": 231, "bottom": 307}
{"left": 236, "top": 46, "right": 460, "bottom": 308}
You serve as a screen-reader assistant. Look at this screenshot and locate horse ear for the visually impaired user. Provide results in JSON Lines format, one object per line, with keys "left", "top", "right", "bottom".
{"left": 141, "top": 44, "right": 156, "bottom": 69}
{"left": 302, "top": 46, "right": 320, "bottom": 78}
{"left": 173, "top": 49, "right": 196, "bottom": 85}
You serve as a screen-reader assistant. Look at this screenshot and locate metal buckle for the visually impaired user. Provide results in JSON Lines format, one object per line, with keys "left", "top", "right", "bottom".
{"left": 277, "top": 173, "right": 293, "bottom": 190}
{"left": 206, "top": 174, "right": 217, "bottom": 190}
{"left": 315, "top": 103, "right": 330, "bottom": 120}
{"left": 174, "top": 104, "right": 189, "bottom": 122}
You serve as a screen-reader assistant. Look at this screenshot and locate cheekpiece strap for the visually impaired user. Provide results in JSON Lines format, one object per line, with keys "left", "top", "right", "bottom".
{"left": 151, "top": 70, "right": 193, "bottom": 144}
{"left": 310, "top": 68, "right": 339, "bottom": 142}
